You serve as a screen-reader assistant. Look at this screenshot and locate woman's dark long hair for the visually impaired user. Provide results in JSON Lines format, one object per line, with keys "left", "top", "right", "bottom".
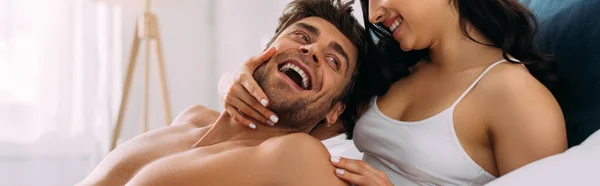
{"left": 359, "top": 0, "right": 557, "bottom": 92}
{"left": 342, "top": 0, "right": 558, "bottom": 138}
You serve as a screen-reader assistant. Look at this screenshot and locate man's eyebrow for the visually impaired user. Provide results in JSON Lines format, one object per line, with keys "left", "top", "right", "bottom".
{"left": 296, "top": 22, "right": 320, "bottom": 37}
{"left": 329, "top": 42, "right": 350, "bottom": 73}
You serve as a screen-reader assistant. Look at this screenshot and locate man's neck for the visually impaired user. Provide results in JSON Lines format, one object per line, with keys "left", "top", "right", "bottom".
{"left": 193, "top": 112, "right": 289, "bottom": 148}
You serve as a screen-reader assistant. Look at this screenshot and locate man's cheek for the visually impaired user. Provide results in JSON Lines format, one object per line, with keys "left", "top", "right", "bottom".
{"left": 269, "top": 41, "right": 281, "bottom": 50}
{"left": 267, "top": 40, "right": 285, "bottom": 51}
{"left": 269, "top": 39, "right": 298, "bottom": 51}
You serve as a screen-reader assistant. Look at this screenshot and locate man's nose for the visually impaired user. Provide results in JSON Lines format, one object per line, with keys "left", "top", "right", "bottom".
{"left": 369, "top": 0, "right": 386, "bottom": 24}
{"left": 299, "top": 45, "right": 319, "bottom": 65}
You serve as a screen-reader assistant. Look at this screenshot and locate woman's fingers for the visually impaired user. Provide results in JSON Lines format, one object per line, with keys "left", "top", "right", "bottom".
{"left": 224, "top": 104, "right": 261, "bottom": 129}
{"left": 234, "top": 71, "right": 265, "bottom": 105}
{"left": 334, "top": 168, "right": 392, "bottom": 186}
{"left": 238, "top": 47, "right": 277, "bottom": 105}
{"left": 330, "top": 156, "right": 393, "bottom": 186}
{"left": 230, "top": 81, "right": 278, "bottom": 125}
{"left": 260, "top": 47, "right": 277, "bottom": 62}
{"left": 334, "top": 168, "right": 367, "bottom": 185}
{"left": 235, "top": 71, "right": 270, "bottom": 107}
{"left": 242, "top": 47, "right": 277, "bottom": 72}
{"left": 224, "top": 86, "right": 270, "bottom": 125}
{"left": 331, "top": 157, "right": 378, "bottom": 175}
{"left": 220, "top": 47, "right": 278, "bottom": 129}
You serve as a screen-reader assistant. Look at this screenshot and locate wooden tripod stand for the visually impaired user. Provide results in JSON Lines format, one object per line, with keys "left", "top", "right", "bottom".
{"left": 110, "top": 3, "right": 172, "bottom": 150}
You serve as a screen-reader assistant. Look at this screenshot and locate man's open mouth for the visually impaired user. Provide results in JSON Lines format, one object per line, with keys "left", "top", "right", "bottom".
{"left": 278, "top": 61, "right": 312, "bottom": 90}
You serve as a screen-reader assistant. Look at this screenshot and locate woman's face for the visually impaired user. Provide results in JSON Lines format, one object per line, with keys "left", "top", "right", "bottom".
{"left": 367, "top": 0, "right": 457, "bottom": 51}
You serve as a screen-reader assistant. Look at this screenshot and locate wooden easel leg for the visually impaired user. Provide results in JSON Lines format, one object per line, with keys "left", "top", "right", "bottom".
{"left": 143, "top": 39, "right": 150, "bottom": 132}
{"left": 154, "top": 31, "right": 173, "bottom": 126}
{"left": 111, "top": 24, "right": 141, "bottom": 151}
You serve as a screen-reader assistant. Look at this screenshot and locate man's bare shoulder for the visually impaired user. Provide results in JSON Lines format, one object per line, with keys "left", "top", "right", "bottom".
{"left": 172, "top": 104, "right": 221, "bottom": 127}
{"left": 80, "top": 124, "right": 210, "bottom": 186}
{"left": 80, "top": 105, "right": 217, "bottom": 186}
{"left": 262, "top": 133, "right": 328, "bottom": 153}
{"left": 259, "top": 133, "right": 349, "bottom": 186}
{"left": 125, "top": 141, "right": 274, "bottom": 186}
{"left": 126, "top": 133, "right": 347, "bottom": 186}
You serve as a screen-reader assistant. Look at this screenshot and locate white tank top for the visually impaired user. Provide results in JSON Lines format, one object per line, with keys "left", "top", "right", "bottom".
{"left": 354, "top": 59, "right": 513, "bottom": 186}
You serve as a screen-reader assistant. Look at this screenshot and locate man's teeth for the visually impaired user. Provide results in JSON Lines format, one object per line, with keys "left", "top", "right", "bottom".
{"left": 279, "top": 63, "right": 309, "bottom": 89}
{"left": 389, "top": 18, "right": 402, "bottom": 33}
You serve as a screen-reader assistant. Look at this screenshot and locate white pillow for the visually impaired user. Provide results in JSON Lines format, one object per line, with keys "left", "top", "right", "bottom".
{"left": 322, "top": 134, "right": 363, "bottom": 160}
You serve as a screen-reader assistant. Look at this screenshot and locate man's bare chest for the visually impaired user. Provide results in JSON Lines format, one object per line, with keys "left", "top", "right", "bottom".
{"left": 81, "top": 125, "right": 209, "bottom": 185}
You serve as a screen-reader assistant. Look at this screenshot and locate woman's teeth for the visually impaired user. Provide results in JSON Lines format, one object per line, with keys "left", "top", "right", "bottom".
{"left": 279, "top": 63, "right": 309, "bottom": 89}
{"left": 389, "top": 18, "right": 403, "bottom": 33}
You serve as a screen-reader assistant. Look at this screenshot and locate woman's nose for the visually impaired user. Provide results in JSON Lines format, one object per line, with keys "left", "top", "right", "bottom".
{"left": 369, "top": 0, "right": 386, "bottom": 24}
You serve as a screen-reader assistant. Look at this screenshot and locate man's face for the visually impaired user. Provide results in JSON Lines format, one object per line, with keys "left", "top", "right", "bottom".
{"left": 254, "top": 17, "right": 358, "bottom": 132}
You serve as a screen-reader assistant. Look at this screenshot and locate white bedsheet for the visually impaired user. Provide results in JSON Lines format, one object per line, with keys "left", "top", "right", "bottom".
{"left": 322, "top": 134, "right": 363, "bottom": 160}
{"left": 486, "top": 129, "right": 600, "bottom": 185}
{"left": 324, "top": 130, "right": 600, "bottom": 185}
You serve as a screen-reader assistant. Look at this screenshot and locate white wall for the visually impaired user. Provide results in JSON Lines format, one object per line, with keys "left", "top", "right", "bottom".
{"left": 118, "top": 0, "right": 214, "bottom": 140}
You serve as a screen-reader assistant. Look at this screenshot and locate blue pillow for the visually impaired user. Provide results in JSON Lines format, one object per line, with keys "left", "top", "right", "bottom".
{"left": 522, "top": 0, "right": 600, "bottom": 146}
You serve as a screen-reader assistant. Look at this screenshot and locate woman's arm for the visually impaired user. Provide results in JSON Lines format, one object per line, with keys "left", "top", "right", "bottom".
{"left": 485, "top": 65, "right": 567, "bottom": 176}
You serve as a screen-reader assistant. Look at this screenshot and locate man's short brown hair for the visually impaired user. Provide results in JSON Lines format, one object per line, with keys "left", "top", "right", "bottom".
{"left": 266, "top": 0, "right": 364, "bottom": 52}
{"left": 266, "top": 0, "right": 365, "bottom": 136}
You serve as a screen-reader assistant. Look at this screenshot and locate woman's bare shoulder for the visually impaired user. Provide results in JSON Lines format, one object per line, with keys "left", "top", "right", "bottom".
{"left": 476, "top": 62, "right": 567, "bottom": 174}
{"left": 478, "top": 62, "right": 557, "bottom": 108}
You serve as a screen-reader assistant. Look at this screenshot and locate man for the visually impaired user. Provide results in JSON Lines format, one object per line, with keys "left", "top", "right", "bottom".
{"left": 78, "top": 0, "right": 365, "bottom": 185}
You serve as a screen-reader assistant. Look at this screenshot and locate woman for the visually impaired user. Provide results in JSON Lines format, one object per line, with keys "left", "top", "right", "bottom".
{"left": 222, "top": 0, "right": 567, "bottom": 185}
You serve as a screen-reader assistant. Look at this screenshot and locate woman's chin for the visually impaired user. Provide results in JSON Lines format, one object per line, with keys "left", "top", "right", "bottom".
{"left": 395, "top": 38, "right": 412, "bottom": 52}
{"left": 400, "top": 46, "right": 411, "bottom": 52}
{"left": 398, "top": 40, "right": 426, "bottom": 52}
{"left": 399, "top": 42, "right": 413, "bottom": 52}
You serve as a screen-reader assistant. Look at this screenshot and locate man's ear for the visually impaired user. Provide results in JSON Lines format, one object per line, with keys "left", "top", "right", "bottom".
{"left": 325, "top": 102, "right": 346, "bottom": 127}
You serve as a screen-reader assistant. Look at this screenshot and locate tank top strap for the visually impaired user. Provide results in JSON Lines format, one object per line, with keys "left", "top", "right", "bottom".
{"left": 450, "top": 58, "right": 519, "bottom": 108}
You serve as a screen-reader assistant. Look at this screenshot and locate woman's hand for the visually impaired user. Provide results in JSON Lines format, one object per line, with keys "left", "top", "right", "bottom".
{"left": 330, "top": 156, "right": 394, "bottom": 186}
{"left": 221, "top": 47, "right": 279, "bottom": 129}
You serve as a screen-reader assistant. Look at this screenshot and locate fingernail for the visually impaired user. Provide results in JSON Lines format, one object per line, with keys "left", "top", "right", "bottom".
{"left": 336, "top": 168, "right": 345, "bottom": 175}
{"left": 267, "top": 121, "right": 275, "bottom": 126}
{"left": 330, "top": 156, "right": 340, "bottom": 163}
{"left": 260, "top": 99, "right": 268, "bottom": 107}
{"left": 270, "top": 115, "right": 279, "bottom": 123}
{"left": 249, "top": 123, "right": 256, "bottom": 129}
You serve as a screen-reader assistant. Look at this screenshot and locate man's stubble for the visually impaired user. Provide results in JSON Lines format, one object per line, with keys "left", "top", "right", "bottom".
{"left": 253, "top": 53, "right": 332, "bottom": 132}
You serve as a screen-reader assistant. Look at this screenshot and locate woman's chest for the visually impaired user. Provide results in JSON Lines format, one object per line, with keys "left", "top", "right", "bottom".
{"left": 378, "top": 74, "right": 472, "bottom": 122}
{"left": 353, "top": 109, "right": 494, "bottom": 184}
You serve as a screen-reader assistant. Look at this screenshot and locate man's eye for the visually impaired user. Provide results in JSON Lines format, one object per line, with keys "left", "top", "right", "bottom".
{"left": 294, "top": 32, "right": 309, "bottom": 43}
{"left": 327, "top": 56, "right": 340, "bottom": 70}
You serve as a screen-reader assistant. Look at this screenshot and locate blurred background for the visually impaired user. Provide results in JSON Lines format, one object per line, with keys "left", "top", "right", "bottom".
{"left": 0, "top": 0, "right": 362, "bottom": 185}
